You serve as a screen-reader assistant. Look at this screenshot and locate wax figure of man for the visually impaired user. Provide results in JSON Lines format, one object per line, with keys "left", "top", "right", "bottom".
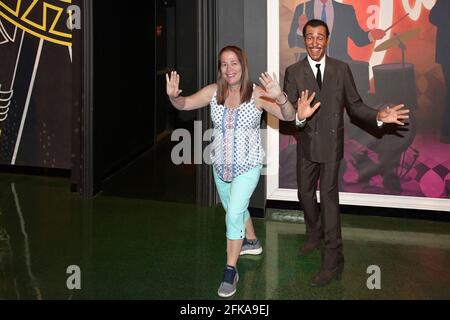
{"left": 283, "top": 19, "right": 409, "bottom": 287}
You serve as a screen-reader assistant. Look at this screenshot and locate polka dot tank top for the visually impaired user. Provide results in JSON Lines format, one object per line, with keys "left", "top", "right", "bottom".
{"left": 209, "top": 87, "right": 265, "bottom": 182}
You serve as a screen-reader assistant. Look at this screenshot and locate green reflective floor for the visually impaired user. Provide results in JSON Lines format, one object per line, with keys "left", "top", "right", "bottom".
{"left": 1, "top": 173, "right": 450, "bottom": 300}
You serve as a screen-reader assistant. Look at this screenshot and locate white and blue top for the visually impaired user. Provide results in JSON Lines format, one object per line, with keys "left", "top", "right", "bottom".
{"left": 210, "top": 87, "right": 265, "bottom": 182}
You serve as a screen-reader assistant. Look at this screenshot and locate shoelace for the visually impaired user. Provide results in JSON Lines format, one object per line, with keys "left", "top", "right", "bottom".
{"left": 244, "top": 239, "right": 258, "bottom": 246}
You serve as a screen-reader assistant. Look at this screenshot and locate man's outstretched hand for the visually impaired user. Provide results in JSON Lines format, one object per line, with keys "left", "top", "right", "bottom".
{"left": 297, "top": 90, "right": 321, "bottom": 121}
{"left": 377, "top": 104, "right": 410, "bottom": 125}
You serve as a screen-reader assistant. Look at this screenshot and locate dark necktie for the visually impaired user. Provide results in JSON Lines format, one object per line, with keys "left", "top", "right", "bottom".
{"left": 321, "top": 4, "right": 327, "bottom": 24}
{"left": 316, "top": 64, "right": 322, "bottom": 89}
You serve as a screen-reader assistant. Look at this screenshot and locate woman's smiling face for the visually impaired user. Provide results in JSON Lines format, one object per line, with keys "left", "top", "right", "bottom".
{"left": 220, "top": 50, "right": 242, "bottom": 87}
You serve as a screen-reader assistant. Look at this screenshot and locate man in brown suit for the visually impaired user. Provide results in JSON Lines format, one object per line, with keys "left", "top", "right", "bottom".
{"left": 282, "top": 19, "right": 410, "bottom": 287}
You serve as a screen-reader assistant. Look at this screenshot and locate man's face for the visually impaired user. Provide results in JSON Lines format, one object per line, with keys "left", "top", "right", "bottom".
{"left": 304, "top": 25, "right": 329, "bottom": 61}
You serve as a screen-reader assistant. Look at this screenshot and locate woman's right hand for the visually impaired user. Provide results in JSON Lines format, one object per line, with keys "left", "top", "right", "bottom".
{"left": 166, "top": 71, "right": 182, "bottom": 98}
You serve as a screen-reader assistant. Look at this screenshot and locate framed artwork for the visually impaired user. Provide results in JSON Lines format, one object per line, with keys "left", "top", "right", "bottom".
{"left": 266, "top": 0, "right": 450, "bottom": 211}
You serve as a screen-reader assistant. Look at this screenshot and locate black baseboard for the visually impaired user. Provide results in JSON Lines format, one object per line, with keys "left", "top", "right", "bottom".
{"left": 249, "top": 207, "right": 265, "bottom": 219}
{"left": 0, "top": 165, "right": 70, "bottom": 178}
{"left": 266, "top": 200, "right": 450, "bottom": 222}
{"left": 340, "top": 204, "right": 450, "bottom": 222}
{"left": 266, "top": 200, "right": 301, "bottom": 211}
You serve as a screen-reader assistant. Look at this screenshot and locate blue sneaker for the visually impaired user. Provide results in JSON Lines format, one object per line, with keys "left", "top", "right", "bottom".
{"left": 240, "top": 238, "right": 263, "bottom": 256}
{"left": 217, "top": 265, "right": 239, "bottom": 298}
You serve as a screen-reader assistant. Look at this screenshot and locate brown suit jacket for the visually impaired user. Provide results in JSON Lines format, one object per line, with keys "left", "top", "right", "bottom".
{"left": 284, "top": 56, "right": 378, "bottom": 163}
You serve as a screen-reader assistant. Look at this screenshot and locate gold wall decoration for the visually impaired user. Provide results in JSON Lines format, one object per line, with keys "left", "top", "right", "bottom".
{"left": 0, "top": 0, "right": 72, "bottom": 46}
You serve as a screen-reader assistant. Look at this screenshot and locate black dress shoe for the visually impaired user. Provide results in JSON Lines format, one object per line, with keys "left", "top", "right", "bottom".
{"left": 298, "top": 242, "right": 320, "bottom": 257}
{"left": 309, "top": 265, "right": 344, "bottom": 287}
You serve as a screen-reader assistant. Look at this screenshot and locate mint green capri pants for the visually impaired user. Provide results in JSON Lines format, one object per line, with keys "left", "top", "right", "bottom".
{"left": 213, "top": 165, "right": 262, "bottom": 240}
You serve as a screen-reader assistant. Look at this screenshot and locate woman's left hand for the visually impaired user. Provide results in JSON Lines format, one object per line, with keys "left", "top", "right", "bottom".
{"left": 259, "top": 72, "right": 284, "bottom": 102}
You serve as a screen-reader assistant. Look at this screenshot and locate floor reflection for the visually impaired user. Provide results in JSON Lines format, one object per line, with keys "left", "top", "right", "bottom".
{"left": 1, "top": 173, "right": 450, "bottom": 300}
{"left": 265, "top": 215, "right": 450, "bottom": 299}
{"left": 0, "top": 183, "right": 42, "bottom": 299}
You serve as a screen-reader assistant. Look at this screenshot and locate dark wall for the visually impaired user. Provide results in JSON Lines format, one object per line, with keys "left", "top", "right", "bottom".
{"left": 175, "top": 0, "right": 198, "bottom": 124}
{"left": 92, "top": 0, "right": 199, "bottom": 191}
{"left": 217, "top": 0, "right": 268, "bottom": 213}
{"left": 217, "top": 0, "right": 267, "bottom": 83}
{"left": 155, "top": 0, "right": 198, "bottom": 132}
{"left": 93, "top": 2, "right": 156, "bottom": 183}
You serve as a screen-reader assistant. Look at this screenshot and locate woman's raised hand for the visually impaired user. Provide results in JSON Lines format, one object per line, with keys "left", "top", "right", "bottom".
{"left": 259, "top": 72, "right": 284, "bottom": 101}
{"left": 166, "top": 71, "right": 182, "bottom": 98}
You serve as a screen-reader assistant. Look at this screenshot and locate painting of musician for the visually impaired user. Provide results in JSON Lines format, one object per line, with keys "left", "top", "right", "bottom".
{"left": 277, "top": 0, "right": 450, "bottom": 199}
{"left": 429, "top": 0, "right": 450, "bottom": 144}
{"left": 287, "top": 0, "right": 386, "bottom": 61}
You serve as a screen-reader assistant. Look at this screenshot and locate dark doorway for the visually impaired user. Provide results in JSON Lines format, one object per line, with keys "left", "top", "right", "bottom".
{"left": 92, "top": 0, "right": 198, "bottom": 203}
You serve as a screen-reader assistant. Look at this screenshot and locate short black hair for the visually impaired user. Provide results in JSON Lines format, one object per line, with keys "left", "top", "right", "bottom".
{"left": 302, "top": 19, "right": 330, "bottom": 38}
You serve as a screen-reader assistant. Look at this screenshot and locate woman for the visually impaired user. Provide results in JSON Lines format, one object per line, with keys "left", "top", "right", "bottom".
{"left": 166, "top": 46, "right": 296, "bottom": 297}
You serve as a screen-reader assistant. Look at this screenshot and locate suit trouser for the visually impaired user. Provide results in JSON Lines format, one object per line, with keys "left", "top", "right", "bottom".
{"left": 297, "top": 156, "right": 344, "bottom": 270}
